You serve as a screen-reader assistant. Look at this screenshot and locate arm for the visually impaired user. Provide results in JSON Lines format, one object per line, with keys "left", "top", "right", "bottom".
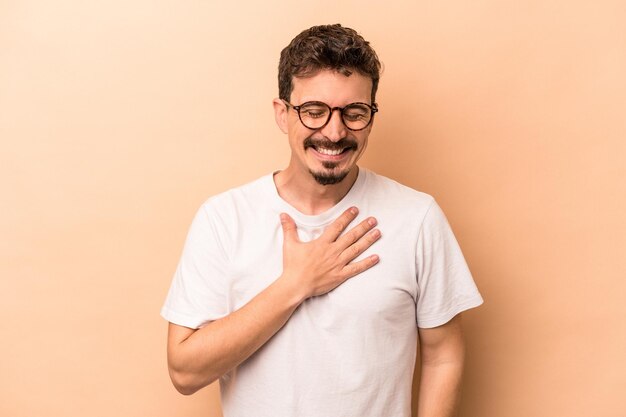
{"left": 416, "top": 314, "right": 466, "bottom": 417}
{"left": 167, "top": 207, "right": 381, "bottom": 395}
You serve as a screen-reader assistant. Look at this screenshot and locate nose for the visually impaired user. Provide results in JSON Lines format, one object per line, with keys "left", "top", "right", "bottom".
{"left": 320, "top": 108, "right": 347, "bottom": 142}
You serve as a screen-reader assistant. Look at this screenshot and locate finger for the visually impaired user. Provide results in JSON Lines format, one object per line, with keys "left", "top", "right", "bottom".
{"left": 335, "top": 216, "right": 377, "bottom": 250}
{"left": 338, "top": 228, "right": 381, "bottom": 264}
{"left": 321, "top": 206, "right": 359, "bottom": 242}
{"left": 280, "top": 213, "right": 299, "bottom": 243}
{"left": 340, "top": 254, "right": 380, "bottom": 279}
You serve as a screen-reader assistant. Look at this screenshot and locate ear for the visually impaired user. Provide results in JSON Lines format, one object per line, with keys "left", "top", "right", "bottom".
{"left": 273, "top": 98, "right": 289, "bottom": 134}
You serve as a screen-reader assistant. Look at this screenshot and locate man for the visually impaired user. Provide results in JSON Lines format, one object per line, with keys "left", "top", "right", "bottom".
{"left": 162, "top": 24, "right": 483, "bottom": 417}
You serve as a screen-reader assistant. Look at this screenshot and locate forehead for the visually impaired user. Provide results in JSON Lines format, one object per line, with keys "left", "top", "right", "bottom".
{"left": 291, "top": 69, "right": 373, "bottom": 105}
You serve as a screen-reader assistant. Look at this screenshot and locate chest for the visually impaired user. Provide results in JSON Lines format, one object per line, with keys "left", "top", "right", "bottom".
{"left": 223, "top": 214, "right": 420, "bottom": 326}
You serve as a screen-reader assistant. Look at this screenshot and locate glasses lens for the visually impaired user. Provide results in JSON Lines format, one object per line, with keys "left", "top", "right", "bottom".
{"left": 298, "top": 102, "right": 330, "bottom": 129}
{"left": 342, "top": 104, "right": 372, "bottom": 130}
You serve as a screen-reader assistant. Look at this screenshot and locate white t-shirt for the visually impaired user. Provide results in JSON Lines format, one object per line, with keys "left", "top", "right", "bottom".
{"left": 161, "top": 168, "right": 483, "bottom": 417}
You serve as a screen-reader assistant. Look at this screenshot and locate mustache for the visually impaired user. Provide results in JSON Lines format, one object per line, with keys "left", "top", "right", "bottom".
{"left": 303, "top": 137, "right": 358, "bottom": 150}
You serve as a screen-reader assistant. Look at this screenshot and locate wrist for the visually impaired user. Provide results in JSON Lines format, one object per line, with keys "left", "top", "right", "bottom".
{"left": 275, "top": 272, "right": 310, "bottom": 306}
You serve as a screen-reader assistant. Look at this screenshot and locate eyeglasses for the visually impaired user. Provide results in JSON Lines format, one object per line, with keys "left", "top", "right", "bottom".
{"left": 283, "top": 100, "right": 378, "bottom": 131}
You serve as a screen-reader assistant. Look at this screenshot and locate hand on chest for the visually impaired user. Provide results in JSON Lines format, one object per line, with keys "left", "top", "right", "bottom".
{"left": 226, "top": 217, "right": 419, "bottom": 323}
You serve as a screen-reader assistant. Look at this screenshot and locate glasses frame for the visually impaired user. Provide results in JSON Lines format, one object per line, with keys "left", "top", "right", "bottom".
{"left": 283, "top": 100, "right": 378, "bottom": 131}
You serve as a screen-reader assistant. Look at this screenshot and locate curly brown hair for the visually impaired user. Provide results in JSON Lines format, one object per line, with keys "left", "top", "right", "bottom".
{"left": 278, "top": 24, "right": 381, "bottom": 103}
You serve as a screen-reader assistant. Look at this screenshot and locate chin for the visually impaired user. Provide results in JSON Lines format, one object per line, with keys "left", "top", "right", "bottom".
{"left": 309, "top": 166, "right": 351, "bottom": 186}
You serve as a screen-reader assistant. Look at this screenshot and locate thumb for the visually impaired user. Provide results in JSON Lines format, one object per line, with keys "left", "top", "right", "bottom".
{"left": 280, "top": 213, "right": 299, "bottom": 243}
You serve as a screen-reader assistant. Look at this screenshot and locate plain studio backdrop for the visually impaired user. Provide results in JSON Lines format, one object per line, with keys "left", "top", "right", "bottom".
{"left": 1, "top": 1, "right": 625, "bottom": 416}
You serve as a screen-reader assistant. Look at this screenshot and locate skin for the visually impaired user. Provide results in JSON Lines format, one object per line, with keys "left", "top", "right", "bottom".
{"left": 167, "top": 69, "right": 466, "bottom": 417}
{"left": 272, "top": 70, "right": 373, "bottom": 214}
{"left": 418, "top": 314, "right": 466, "bottom": 417}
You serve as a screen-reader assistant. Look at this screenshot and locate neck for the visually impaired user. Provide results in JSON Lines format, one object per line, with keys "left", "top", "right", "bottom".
{"left": 273, "top": 166, "right": 359, "bottom": 215}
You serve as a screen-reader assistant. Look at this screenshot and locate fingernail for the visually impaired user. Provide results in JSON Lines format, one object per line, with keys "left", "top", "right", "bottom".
{"left": 368, "top": 217, "right": 377, "bottom": 226}
{"left": 350, "top": 207, "right": 358, "bottom": 215}
{"left": 280, "top": 213, "right": 288, "bottom": 222}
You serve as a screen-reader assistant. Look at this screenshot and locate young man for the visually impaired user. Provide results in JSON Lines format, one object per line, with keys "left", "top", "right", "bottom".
{"left": 162, "top": 24, "right": 483, "bottom": 417}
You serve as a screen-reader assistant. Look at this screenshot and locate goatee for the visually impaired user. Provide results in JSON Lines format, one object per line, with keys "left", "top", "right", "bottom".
{"left": 304, "top": 137, "right": 356, "bottom": 185}
{"left": 309, "top": 162, "right": 350, "bottom": 186}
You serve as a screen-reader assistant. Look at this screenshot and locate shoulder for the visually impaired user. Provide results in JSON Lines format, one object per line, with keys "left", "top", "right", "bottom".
{"left": 184, "top": 174, "right": 275, "bottom": 254}
{"left": 361, "top": 169, "right": 435, "bottom": 211}
{"left": 190, "top": 173, "right": 275, "bottom": 234}
{"left": 200, "top": 173, "right": 273, "bottom": 213}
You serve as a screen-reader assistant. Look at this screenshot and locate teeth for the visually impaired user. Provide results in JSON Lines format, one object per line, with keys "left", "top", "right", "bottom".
{"left": 316, "top": 147, "right": 344, "bottom": 156}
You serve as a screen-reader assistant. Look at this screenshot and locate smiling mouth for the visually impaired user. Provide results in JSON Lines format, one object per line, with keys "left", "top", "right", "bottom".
{"left": 304, "top": 138, "right": 357, "bottom": 156}
{"left": 314, "top": 146, "right": 351, "bottom": 156}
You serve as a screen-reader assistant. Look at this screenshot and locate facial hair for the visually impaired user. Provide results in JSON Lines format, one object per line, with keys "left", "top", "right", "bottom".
{"left": 303, "top": 137, "right": 358, "bottom": 186}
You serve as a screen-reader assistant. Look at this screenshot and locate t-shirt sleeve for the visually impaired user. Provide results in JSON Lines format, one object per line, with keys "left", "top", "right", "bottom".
{"left": 415, "top": 199, "right": 483, "bottom": 328}
{"left": 160, "top": 203, "right": 230, "bottom": 329}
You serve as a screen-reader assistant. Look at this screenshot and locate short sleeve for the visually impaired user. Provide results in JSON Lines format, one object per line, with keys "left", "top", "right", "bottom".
{"left": 415, "top": 200, "right": 483, "bottom": 328}
{"left": 160, "top": 203, "right": 230, "bottom": 329}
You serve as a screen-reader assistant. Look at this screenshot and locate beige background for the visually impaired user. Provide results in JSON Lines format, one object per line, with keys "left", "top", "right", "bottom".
{"left": 1, "top": 1, "right": 625, "bottom": 416}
